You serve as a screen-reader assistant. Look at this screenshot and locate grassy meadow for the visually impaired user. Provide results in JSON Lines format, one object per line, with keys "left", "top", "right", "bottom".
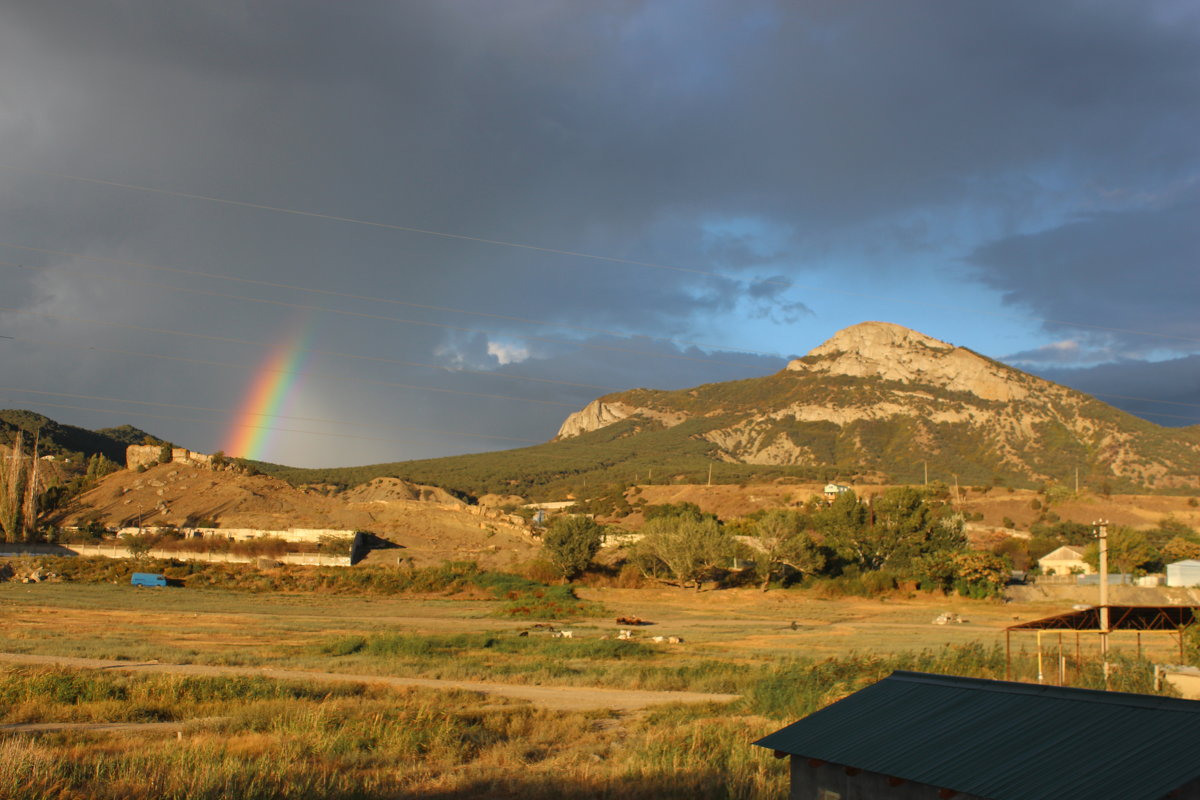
{"left": 0, "top": 557, "right": 1183, "bottom": 798}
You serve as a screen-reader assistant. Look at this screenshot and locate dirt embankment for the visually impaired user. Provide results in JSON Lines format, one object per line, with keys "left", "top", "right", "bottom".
{"left": 54, "top": 465, "right": 539, "bottom": 568}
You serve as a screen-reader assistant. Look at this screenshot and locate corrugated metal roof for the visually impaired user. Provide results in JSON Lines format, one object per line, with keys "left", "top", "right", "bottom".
{"left": 754, "top": 671, "right": 1200, "bottom": 800}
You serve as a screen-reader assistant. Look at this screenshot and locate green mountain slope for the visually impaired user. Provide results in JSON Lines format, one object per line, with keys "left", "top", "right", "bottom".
{"left": 0, "top": 410, "right": 159, "bottom": 465}
{"left": 261, "top": 322, "right": 1200, "bottom": 499}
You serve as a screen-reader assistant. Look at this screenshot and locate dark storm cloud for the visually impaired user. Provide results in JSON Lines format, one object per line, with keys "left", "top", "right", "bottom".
{"left": 8, "top": 1, "right": 1198, "bottom": 265}
{"left": 1, "top": 1, "right": 1197, "bottom": 464}
{"left": 969, "top": 185, "right": 1200, "bottom": 354}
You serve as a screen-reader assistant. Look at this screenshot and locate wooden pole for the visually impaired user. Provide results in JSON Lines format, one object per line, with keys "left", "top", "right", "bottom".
{"left": 1058, "top": 633, "right": 1065, "bottom": 685}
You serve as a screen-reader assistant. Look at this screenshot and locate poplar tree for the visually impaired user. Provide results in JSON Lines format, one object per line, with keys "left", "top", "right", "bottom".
{"left": 0, "top": 431, "right": 27, "bottom": 543}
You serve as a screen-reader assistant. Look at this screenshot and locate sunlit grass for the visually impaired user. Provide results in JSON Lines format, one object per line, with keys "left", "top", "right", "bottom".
{"left": 0, "top": 665, "right": 784, "bottom": 799}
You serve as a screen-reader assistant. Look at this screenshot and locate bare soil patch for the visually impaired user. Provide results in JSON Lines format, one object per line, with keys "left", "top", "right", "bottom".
{"left": 54, "top": 464, "right": 539, "bottom": 567}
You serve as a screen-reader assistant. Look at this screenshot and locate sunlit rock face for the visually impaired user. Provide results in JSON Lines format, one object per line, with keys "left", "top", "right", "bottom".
{"left": 786, "top": 321, "right": 1029, "bottom": 403}
{"left": 551, "top": 321, "right": 1200, "bottom": 488}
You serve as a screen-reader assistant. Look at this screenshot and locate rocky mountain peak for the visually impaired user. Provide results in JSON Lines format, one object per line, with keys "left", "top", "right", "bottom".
{"left": 545, "top": 320, "right": 1199, "bottom": 489}
{"left": 786, "top": 321, "right": 1028, "bottom": 402}
{"left": 803, "top": 320, "right": 953, "bottom": 359}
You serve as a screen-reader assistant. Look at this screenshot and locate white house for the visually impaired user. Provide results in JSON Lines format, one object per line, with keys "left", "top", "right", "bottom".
{"left": 1038, "top": 545, "right": 1092, "bottom": 576}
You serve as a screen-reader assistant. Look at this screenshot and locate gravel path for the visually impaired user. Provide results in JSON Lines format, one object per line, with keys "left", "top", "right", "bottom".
{"left": 0, "top": 652, "right": 739, "bottom": 712}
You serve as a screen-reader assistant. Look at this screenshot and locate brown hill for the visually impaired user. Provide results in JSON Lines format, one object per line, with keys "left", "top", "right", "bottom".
{"left": 54, "top": 463, "right": 537, "bottom": 567}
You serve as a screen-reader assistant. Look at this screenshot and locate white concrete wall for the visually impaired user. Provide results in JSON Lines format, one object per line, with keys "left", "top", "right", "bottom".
{"left": 0, "top": 542, "right": 351, "bottom": 567}
{"left": 115, "top": 526, "right": 357, "bottom": 543}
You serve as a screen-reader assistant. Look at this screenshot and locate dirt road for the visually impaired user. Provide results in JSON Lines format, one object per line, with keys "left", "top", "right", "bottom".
{"left": 0, "top": 652, "right": 739, "bottom": 712}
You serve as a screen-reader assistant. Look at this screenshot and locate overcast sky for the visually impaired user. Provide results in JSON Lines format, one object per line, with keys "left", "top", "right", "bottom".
{"left": 1, "top": 1, "right": 1197, "bottom": 467}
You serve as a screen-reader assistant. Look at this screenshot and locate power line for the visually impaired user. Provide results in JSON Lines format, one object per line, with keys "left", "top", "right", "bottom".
{"left": 1087, "top": 391, "right": 1200, "bottom": 411}
{"left": 3, "top": 271, "right": 1196, "bottom": 432}
{"left": 4, "top": 164, "right": 1200, "bottom": 346}
{"left": 0, "top": 391, "right": 661, "bottom": 465}
{"left": 0, "top": 259, "right": 768, "bottom": 370}
{"left": 0, "top": 241, "right": 789, "bottom": 359}
{"left": 0, "top": 305, "right": 621, "bottom": 394}
{"left": 0, "top": 387, "right": 541, "bottom": 444}
{"left": 0, "top": 396, "right": 525, "bottom": 452}
{"left": 0, "top": 333, "right": 581, "bottom": 408}
{"left": 0, "top": 164, "right": 752, "bottom": 282}
{"left": 3, "top": 297, "right": 1196, "bottom": 427}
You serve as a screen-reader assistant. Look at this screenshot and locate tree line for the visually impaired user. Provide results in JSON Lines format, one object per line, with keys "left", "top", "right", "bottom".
{"left": 0, "top": 429, "right": 120, "bottom": 543}
{"left": 542, "top": 487, "right": 1011, "bottom": 598}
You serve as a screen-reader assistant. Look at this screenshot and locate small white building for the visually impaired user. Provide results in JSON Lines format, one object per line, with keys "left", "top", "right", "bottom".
{"left": 1167, "top": 559, "right": 1200, "bottom": 588}
{"left": 823, "top": 483, "right": 851, "bottom": 502}
{"left": 1038, "top": 545, "right": 1092, "bottom": 576}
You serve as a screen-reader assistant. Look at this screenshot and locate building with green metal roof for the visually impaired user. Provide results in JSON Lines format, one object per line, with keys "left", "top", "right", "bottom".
{"left": 755, "top": 670, "right": 1200, "bottom": 800}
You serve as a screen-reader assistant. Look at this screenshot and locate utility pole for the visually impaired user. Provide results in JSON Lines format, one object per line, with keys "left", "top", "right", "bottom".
{"left": 1095, "top": 519, "right": 1110, "bottom": 688}
{"left": 1075, "top": 467, "right": 1079, "bottom": 495}
{"left": 707, "top": 463, "right": 713, "bottom": 487}
{"left": 924, "top": 461, "right": 928, "bottom": 486}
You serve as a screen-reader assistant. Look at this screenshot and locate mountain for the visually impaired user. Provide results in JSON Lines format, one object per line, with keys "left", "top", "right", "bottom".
{"left": 264, "top": 321, "right": 1200, "bottom": 498}
{"left": 0, "top": 410, "right": 159, "bottom": 465}
{"left": 552, "top": 321, "right": 1200, "bottom": 491}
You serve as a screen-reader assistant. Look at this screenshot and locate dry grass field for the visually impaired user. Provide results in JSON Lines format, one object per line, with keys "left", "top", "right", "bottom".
{"left": 0, "top": 571, "right": 1185, "bottom": 798}
{"left": 0, "top": 580, "right": 1137, "bottom": 666}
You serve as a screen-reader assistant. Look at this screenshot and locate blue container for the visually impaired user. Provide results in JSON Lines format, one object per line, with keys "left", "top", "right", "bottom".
{"left": 130, "top": 572, "right": 167, "bottom": 587}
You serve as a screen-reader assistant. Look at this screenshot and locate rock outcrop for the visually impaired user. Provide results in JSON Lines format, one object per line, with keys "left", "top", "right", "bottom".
{"left": 126, "top": 445, "right": 214, "bottom": 471}
{"left": 786, "top": 321, "right": 1030, "bottom": 403}
{"left": 342, "top": 477, "right": 464, "bottom": 505}
{"left": 555, "top": 399, "right": 688, "bottom": 440}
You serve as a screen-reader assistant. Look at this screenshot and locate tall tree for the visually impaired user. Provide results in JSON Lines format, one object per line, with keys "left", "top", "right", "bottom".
{"left": 817, "top": 487, "right": 964, "bottom": 570}
{"left": 1085, "top": 526, "right": 1155, "bottom": 575}
{"left": 634, "top": 515, "right": 732, "bottom": 590}
{"left": 22, "top": 429, "right": 40, "bottom": 542}
{"left": 542, "top": 515, "right": 604, "bottom": 580}
{"left": 750, "top": 509, "right": 825, "bottom": 591}
{"left": 0, "top": 431, "right": 27, "bottom": 543}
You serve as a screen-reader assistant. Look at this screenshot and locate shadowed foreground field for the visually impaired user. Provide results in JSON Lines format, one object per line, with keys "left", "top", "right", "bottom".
{"left": 0, "top": 573, "right": 1182, "bottom": 798}
{"left": 1, "top": 667, "right": 781, "bottom": 800}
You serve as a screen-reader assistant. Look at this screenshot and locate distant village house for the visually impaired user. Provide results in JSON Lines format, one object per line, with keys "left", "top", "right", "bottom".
{"left": 1037, "top": 545, "right": 1091, "bottom": 576}
{"left": 823, "top": 483, "right": 851, "bottom": 503}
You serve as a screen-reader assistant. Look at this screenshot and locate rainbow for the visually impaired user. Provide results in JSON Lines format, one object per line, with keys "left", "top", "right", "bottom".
{"left": 224, "top": 323, "right": 313, "bottom": 460}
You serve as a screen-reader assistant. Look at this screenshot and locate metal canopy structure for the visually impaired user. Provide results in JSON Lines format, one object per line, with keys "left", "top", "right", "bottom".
{"left": 1008, "top": 605, "right": 1200, "bottom": 632}
{"left": 1005, "top": 605, "right": 1199, "bottom": 683}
